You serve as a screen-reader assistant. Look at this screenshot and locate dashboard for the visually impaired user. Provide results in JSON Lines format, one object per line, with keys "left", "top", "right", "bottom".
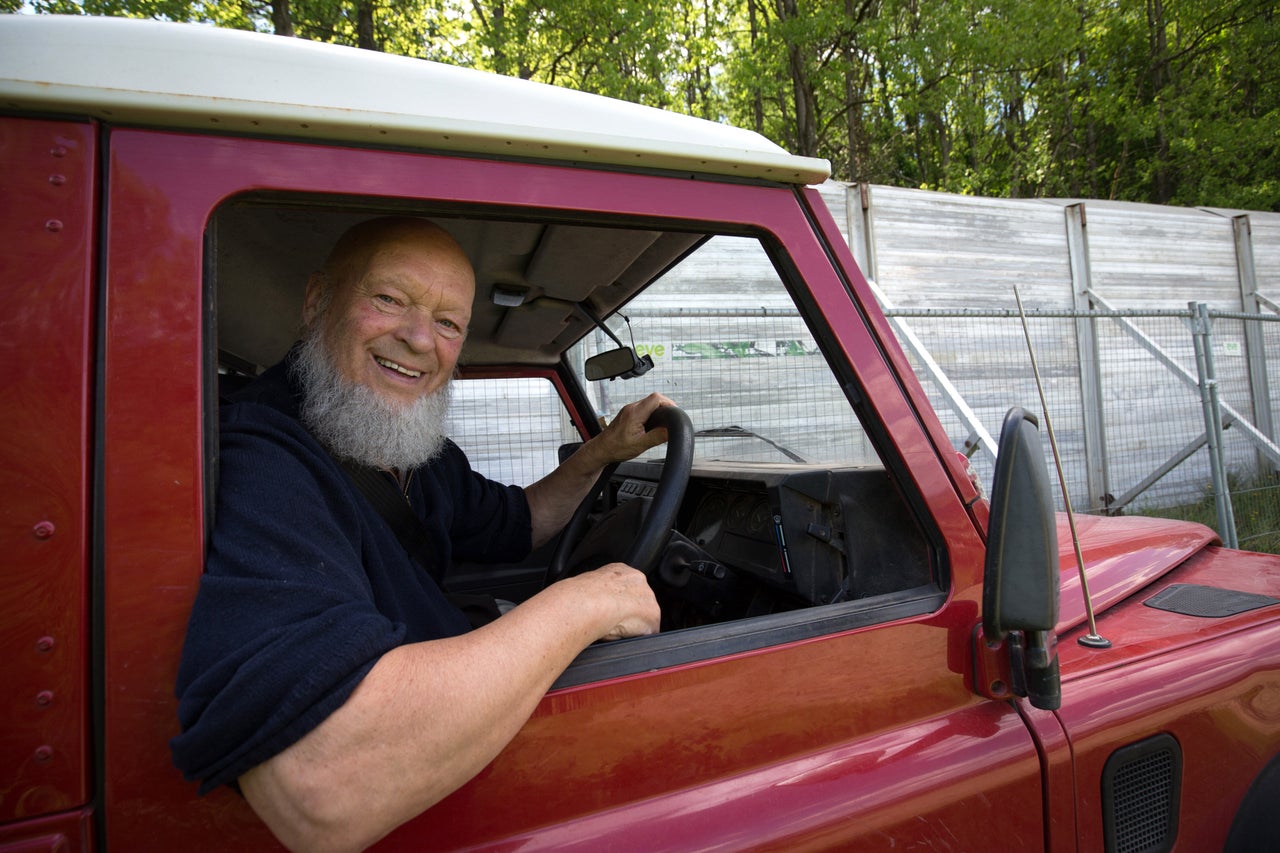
{"left": 611, "top": 459, "right": 936, "bottom": 626}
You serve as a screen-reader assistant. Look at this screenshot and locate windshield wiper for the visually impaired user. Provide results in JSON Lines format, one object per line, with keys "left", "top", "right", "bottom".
{"left": 694, "top": 425, "right": 808, "bottom": 463}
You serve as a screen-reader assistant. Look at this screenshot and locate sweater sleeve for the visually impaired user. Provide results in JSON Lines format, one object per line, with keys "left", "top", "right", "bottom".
{"left": 170, "top": 404, "right": 409, "bottom": 793}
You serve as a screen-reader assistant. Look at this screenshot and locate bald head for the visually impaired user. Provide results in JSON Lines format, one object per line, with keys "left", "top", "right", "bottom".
{"left": 307, "top": 217, "right": 473, "bottom": 325}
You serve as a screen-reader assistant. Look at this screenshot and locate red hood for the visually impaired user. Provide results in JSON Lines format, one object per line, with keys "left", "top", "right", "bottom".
{"left": 1053, "top": 513, "right": 1218, "bottom": 634}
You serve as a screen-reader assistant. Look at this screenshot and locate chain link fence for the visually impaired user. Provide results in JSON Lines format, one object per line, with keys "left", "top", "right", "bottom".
{"left": 887, "top": 305, "right": 1280, "bottom": 554}
{"left": 454, "top": 301, "right": 1280, "bottom": 554}
{"left": 579, "top": 300, "right": 1280, "bottom": 554}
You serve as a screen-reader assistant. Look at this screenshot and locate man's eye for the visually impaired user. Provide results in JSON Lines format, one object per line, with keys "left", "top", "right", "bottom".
{"left": 374, "top": 294, "right": 405, "bottom": 311}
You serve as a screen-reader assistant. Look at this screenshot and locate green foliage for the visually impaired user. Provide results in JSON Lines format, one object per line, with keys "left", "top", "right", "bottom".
{"left": 20, "top": 0, "right": 1280, "bottom": 210}
{"left": 436, "top": 0, "right": 732, "bottom": 117}
{"left": 30, "top": 0, "right": 203, "bottom": 18}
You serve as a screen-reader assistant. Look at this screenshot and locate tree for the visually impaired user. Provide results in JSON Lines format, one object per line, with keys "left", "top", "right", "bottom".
{"left": 20, "top": 0, "right": 1280, "bottom": 209}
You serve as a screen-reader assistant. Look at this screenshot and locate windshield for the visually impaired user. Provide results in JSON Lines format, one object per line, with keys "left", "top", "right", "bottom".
{"left": 567, "top": 236, "right": 880, "bottom": 468}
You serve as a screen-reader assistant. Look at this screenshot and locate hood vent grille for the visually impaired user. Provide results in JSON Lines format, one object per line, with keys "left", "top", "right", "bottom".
{"left": 1144, "top": 583, "right": 1279, "bottom": 618}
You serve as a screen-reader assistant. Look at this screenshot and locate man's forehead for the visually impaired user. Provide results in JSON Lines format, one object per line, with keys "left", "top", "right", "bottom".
{"left": 364, "top": 231, "right": 466, "bottom": 267}
{"left": 350, "top": 237, "right": 474, "bottom": 292}
{"left": 329, "top": 218, "right": 467, "bottom": 272}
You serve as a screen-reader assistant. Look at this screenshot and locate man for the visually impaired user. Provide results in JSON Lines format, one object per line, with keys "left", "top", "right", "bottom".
{"left": 172, "top": 217, "right": 668, "bottom": 853}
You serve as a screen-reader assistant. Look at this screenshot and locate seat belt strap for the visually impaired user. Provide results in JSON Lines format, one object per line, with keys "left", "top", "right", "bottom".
{"left": 335, "top": 457, "right": 503, "bottom": 628}
{"left": 336, "top": 458, "right": 445, "bottom": 586}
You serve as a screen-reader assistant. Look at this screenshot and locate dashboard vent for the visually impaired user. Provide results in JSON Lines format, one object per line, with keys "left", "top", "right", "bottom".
{"left": 1102, "top": 733, "right": 1182, "bottom": 853}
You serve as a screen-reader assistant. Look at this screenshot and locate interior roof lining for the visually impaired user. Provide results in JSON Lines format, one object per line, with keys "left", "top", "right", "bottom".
{"left": 211, "top": 199, "right": 708, "bottom": 373}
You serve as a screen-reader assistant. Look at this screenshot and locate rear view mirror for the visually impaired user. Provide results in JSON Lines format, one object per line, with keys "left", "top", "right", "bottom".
{"left": 584, "top": 346, "right": 653, "bottom": 381}
{"left": 983, "top": 407, "right": 1061, "bottom": 710}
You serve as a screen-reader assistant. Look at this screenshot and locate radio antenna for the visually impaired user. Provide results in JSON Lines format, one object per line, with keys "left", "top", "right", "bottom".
{"left": 1013, "top": 287, "right": 1111, "bottom": 649}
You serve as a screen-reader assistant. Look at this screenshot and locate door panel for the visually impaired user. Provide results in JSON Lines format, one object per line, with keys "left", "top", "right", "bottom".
{"left": 99, "top": 128, "right": 1038, "bottom": 850}
{"left": 392, "top": 626, "right": 1044, "bottom": 850}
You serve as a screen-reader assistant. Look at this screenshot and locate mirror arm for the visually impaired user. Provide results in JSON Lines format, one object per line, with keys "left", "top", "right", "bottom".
{"left": 577, "top": 302, "right": 626, "bottom": 349}
{"left": 974, "top": 627, "right": 1061, "bottom": 711}
{"left": 1022, "top": 629, "right": 1062, "bottom": 711}
{"left": 971, "top": 625, "right": 1015, "bottom": 702}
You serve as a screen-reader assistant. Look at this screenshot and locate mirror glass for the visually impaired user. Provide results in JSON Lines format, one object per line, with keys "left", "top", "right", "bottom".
{"left": 584, "top": 347, "right": 651, "bottom": 381}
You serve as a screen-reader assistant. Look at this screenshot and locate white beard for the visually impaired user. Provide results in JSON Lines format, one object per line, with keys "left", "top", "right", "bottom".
{"left": 293, "top": 329, "right": 452, "bottom": 471}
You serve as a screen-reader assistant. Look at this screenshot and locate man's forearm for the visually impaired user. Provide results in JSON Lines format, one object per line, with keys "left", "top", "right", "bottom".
{"left": 239, "top": 566, "right": 659, "bottom": 853}
{"left": 523, "top": 438, "right": 611, "bottom": 547}
{"left": 523, "top": 393, "right": 673, "bottom": 546}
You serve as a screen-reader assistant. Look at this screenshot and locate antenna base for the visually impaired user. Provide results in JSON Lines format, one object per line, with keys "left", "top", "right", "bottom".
{"left": 1078, "top": 633, "right": 1112, "bottom": 649}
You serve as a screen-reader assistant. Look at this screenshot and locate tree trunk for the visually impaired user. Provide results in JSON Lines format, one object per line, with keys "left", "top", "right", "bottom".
{"left": 1147, "top": 0, "right": 1173, "bottom": 202}
{"left": 748, "top": 0, "right": 765, "bottom": 135}
{"left": 270, "top": 0, "right": 294, "bottom": 37}
{"left": 841, "top": 0, "right": 878, "bottom": 182}
{"left": 357, "top": 1, "right": 380, "bottom": 52}
{"left": 775, "top": 0, "right": 817, "bottom": 157}
{"left": 844, "top": 67, "right": 862, "bottom": 181}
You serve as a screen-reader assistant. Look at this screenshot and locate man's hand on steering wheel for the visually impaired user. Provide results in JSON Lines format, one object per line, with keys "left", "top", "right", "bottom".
{"left": 523, "top": 393, "right": 678, "bottom": 549}
{"left": 583, "top": 392, "right": 676, "bottom": 467}
{"left": 545, "top": 402, "right": 694, "bottom": 586}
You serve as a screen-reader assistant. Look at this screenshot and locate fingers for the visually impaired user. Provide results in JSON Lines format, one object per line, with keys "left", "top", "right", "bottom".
{"left": 629, "top": 392, "right": 676, "bottom": 419}
{"left": 598, "top": 394, "right": 676, "bottom": 462}
{"left": 617, "top": 392, "right": 674, "bottom": 425}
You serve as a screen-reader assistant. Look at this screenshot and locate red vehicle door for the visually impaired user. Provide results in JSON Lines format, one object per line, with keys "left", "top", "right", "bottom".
{"left": 94, "top": 128, "right": 1047, "bottom": 850}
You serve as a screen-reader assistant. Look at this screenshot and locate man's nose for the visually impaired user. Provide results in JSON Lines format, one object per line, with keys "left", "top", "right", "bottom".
{"left": 397, "top": 307, "right": 437, "bottom": 353}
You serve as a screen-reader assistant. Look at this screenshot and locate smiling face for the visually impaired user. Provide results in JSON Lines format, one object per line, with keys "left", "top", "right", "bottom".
{"left": 304, "top": 218, "right": 475, "bottom": 409}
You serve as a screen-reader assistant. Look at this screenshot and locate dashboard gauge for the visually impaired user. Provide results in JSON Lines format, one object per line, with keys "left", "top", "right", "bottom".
{"left": 748, "top": 501, "right": 772, "bottom": 534}
{"left": 691, "top": 494, "right": 727, "bottom": 545}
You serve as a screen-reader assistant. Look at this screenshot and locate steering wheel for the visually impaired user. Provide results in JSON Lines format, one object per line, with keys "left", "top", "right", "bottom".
{"left": 544, "top": 405, "right": 693, "bottom": 585}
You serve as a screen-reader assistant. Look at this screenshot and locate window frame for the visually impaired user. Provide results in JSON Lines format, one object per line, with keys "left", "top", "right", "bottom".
{"left": 183, "top": 133, "right": 965, "bottom": 684}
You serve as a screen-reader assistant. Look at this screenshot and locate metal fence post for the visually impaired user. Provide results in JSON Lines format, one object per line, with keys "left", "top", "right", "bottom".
{"left": 1065, "top": 203, "right": 1110, "bottom": 511}
{"left": 1190, "top": 301, "right": 1239, "bottom": 548}
{"left": 848, "top": 183, "right": 878, "bottom": 283}
{"left": 1233, "top": 215, "right": 1276, "bottom": 468}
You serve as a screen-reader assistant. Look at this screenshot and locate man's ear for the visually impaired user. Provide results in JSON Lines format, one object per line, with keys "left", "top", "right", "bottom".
{"left": 302, "top": 273, "right": 325, "bottom": 328}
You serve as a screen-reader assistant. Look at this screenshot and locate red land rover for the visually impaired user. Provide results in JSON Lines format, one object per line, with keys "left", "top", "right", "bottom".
{"left": 3, "top": 14, "right": 1278, "bottom": 853}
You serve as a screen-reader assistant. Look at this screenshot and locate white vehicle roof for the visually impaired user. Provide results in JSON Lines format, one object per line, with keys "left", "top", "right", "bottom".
{"left": 0, "top": 15, "right": 830, "bottom": 185}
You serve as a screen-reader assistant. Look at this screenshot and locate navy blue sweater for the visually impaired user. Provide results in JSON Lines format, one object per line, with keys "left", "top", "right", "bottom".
{"left": 171, "top": 354, "right": 532, "bottom": 792}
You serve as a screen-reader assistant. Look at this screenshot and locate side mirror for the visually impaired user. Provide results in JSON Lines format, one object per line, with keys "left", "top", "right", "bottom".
{"left": 584, "top": 346, "right": 653, "bottom": 381}
{"left": 983, "top": 407, "right": 1061, "bottom": 710}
